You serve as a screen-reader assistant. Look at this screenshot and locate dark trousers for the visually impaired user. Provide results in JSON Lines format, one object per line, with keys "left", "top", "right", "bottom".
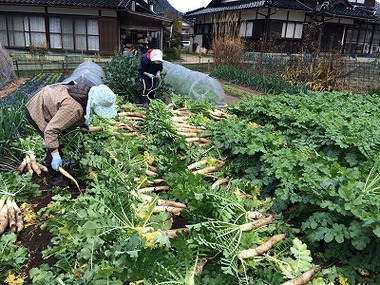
{"left": 141, "top": 75, "right": 159, "bottom": 105}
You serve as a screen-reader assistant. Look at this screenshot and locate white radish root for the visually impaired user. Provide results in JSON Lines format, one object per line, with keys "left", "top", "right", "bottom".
{"left": 153, "top": 205, "right": 184, "bottom": 215}
{"left": 187, "top": 159, "right": 208, "bottom": 170}
{"left": 58, "top": 167, "right": 81, "bottom": 192}
{"left": 81, "top": 126, "right": 104, "bottom": 132}
{"left": 246, "top": 211, "right": 265, "bottom": 220}
{"left": 145, "top": 169, "right": 157, "bottom": 177}
{"left": 6, "top": 199, "right": 17, "bottom": 233}
{"left": 12, "top": 201, "right": 24, "bottom": 233}
{"left": 17, "top": 159, "right": 27, "bottom": 174}
{"left": 193, "top": 160, "right": 225, "bottom": 175}
{"left": 211, "top": 178, "right": 230, "bottom": 190}
{"left": 238, "top": 233, "right": 286, "bottom": 259}
{"left": 280, "top": 267, "right": 319, "bottom": 285}
{"left": 17, "top": 154, "right": 48, "bottom": 175}
{"left": 139, "top": 193, "right": 187, "bottom": 208}
{"left": 137, "top": 185, "right": 170, "bottom": 193}
{"left": 240, "top": 215, "right": 275, "bottom": 232}
{"left": 0, "top": 202, "right": 9, "bottom": 235}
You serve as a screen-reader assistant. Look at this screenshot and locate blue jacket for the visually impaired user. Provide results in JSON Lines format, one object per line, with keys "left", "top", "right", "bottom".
{"left": 138, "top": 51, "right": 163, "bottom": 77}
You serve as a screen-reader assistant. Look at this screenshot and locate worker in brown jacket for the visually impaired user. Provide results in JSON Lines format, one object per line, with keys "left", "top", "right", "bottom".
{"left": 25, "top": 81, "right": 117, "bottom": 186}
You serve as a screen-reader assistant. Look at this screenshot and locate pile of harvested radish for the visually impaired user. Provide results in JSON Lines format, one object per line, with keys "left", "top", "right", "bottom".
{"left": 0, "top": 196, "right": 23, "bottom": 235}
{"left": 17, "top": 153, "right": 48, "bottom": 175}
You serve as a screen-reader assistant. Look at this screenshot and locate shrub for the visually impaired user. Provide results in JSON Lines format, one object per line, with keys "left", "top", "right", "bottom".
{"left": 212, "top": 35, "right": 245, "bottom": 66}
{"left": 103, "top": 54, "right": 141, "bottom": 103}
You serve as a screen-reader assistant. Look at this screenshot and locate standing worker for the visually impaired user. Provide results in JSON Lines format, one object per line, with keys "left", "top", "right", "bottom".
{"left": 25, "top": 81, "right": 117, "bottom": 186}
{"left": 138, "top": 49, "right": 163, "bottom": 107}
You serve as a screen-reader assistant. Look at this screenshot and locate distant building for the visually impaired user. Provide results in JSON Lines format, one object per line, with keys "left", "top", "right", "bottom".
{"left": 0, "top": 0, "right": 171, "bottom": 55}
{"left": 185, "top": 0, "right": 380, "bottom": 55}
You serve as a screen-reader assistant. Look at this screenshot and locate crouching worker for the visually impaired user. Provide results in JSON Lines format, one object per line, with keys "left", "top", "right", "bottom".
{"left": 25, "top": 82, "right": 117, "bottom": 186}
{"left": 138, "top": 49, "right": 163, "bottom": 107}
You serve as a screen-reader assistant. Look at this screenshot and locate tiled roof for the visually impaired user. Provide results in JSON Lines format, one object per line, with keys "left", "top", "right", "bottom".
{"left": 185, "top": 0, "right": 378, "bottom": 20}
{"left": 0, "top": 0, "right": 131, "bottom": 9}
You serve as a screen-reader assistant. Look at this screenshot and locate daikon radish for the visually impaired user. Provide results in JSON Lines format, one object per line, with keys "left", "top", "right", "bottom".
{"left": 17, "top": 159, "right": 27, "bottom": 174}
{"left": 137, "top": 185, "right": 170, "bottom": 193}
{"left": 211, "top": 178, "right": 230, "bottom": 190}
{"left": 58, "top": 167, "right": 81, "bottom": 192}
{"left": 280, "top": 267, "right": 319, "bottom": 285}
{"left": 187, "top": 159, "right": 208, "bottom": 170}
{"left": 193, "top": 160, "right": 225, "bottom": 175}
{"left": 6, "top": 199, "right": 17, "bottom": 233}
{"left": 240, "top": 215, "right": 275, "bottom": 231}
{"left": 246, "top": 211, "right": 264, "bottom": 220}
{"left": 238, "top": 233, "right": 286, "bottom": 259}
{"left": 153, "top": 205, "right": 183, "bottom": 215}
{"left": 139, "top": 194, "right": 186, "bottom": 208}
{"left": 0, "top": 202, "right": 9, "bottom": 234}
{"left": 12, "top": 201, "right": 24, "bottom": 233}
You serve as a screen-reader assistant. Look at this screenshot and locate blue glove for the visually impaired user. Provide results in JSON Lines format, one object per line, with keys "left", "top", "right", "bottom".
{"left": 51, "top": 152, "right": 62, "bottom": 171}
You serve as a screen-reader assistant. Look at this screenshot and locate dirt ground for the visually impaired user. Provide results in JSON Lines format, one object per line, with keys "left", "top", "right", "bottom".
{"left": 0, "top": 78, "right": 29, "bottom": 99}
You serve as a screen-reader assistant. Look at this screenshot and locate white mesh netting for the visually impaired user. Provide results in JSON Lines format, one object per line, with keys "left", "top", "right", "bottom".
{"left": 163, "top": 61, "right": 226, "bottom": 106}
{"left": 62, "top": 61, "right": 104, "bottom": 86}
{"left": 0, "top": 43, "right": 16, "bottom": 88}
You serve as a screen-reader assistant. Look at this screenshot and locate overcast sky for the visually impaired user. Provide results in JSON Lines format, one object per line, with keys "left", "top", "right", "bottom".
{"left": 167, "top": 0, "right": 212, "bottom": 13}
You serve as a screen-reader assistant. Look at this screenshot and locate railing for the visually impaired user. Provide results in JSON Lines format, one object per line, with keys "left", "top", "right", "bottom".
{"left": 10, "top": 51, "right": 380, "bottom": 93}
{"left": 12, "top": 53, "right": 112, "bottom": 77}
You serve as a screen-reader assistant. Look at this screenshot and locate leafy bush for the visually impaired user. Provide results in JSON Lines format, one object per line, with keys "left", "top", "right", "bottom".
{"left": 103, "top": 54, "right": 141, "bottom": 103}
{"left": 103, "top": 54, "right": 172, "bottom": 103}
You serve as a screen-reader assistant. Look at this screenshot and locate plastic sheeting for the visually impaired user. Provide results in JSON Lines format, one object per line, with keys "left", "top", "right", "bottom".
{"left": 62, "top": 61, "right": 104, "bottom": 86}
{"left": 162, "top": 61, "right": 226, "bottom": 106}
{"left": 0, "top": 43, "right": 16, "bottom": 88}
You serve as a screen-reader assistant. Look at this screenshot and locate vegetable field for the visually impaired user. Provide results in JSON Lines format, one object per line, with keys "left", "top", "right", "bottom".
{"left": 0, "top": 72, "right": 379, "bottom": 285}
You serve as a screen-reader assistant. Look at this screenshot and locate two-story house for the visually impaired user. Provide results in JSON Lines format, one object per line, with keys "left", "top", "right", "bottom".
{"left": 185, "top": 0, "right": 380, "bottom": 55}
{"left": 0, "top": 0, "right": 171, "bottom": 55}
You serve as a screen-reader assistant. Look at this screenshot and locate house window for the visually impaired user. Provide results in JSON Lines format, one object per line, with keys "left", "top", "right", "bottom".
{"left": 240, "top": 21, "right": 253, "bottom": 37}
{"left": 281, "top": 22, "right": 303, "bottom": 39}
{"left": 25, "top": 16, "right": 46, "bottom": 47}
{"left": 49, "top": 17, "right": 99, "bottom": 52}
{"left": 348, "top": 0, "right": 365, "bottom": 3}
{"left": 204, "top": 24, "right": 211, "bottom": 34}
{"left": 2, "top": 14, "right": 46, "bottom": 48}
{"left": 0, "top": 15, "right": 8, "bottom": 45}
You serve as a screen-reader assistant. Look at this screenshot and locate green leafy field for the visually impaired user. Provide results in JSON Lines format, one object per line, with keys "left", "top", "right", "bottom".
{"left": 0, "top": 72, "right": 379, "bottom": 284}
